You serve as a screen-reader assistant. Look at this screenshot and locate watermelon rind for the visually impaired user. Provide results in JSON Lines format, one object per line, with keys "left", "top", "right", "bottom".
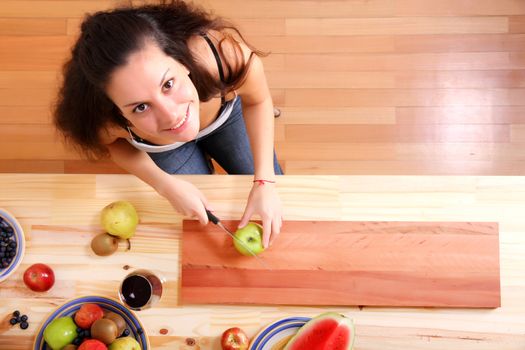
{"left": 283, "top": 312, "right": 355, "bottom": 350}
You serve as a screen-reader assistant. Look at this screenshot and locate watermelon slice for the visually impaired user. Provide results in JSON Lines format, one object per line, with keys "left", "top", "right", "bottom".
{"left": 283, "top": 312, "right": 355, "bottom": 350}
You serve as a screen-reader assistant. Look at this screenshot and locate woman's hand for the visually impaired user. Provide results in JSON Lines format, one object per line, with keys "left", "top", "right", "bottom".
{"left": 156, "top": 176, "right": 210, "bottom": 225}
{"left": 238, "top": 181, "right": 282, "bottom": 248}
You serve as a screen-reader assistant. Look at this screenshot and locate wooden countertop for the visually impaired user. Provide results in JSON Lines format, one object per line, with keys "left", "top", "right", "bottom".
{"left": 0, "top": 174, "right": 524, "bottom": 349}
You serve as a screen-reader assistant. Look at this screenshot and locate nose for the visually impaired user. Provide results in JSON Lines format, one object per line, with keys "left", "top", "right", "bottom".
{"left": 156, "top": 97, "right": 185, "bottom": 127}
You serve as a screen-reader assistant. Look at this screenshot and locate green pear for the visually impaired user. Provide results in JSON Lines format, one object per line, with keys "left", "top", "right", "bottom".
{"left": 108, "top": 336, "right": 142, "bottom": 350}
{"left": 43, "top": 316, "right": 78, "bottom": 350}
{"left": 100, "top": 201, "right": 139, "bottom": 239}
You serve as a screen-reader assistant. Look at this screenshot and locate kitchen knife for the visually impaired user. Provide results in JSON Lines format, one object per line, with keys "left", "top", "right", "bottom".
{"left": 206, "top": 210, "right": 271, "bottom": 270}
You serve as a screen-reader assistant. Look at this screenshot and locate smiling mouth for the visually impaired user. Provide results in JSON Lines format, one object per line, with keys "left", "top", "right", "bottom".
{"left": 168, "top": 105, "right": 190, "bottom": 131}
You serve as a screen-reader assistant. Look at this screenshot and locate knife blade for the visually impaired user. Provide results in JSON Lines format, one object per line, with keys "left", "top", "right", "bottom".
{"left": 206, "top": 210, "right": 271, "bottom": 270}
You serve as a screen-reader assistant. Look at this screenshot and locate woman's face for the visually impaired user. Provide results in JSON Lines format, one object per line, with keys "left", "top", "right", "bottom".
{"left": 106, "top": 40, "right": 200, "bottom": 144}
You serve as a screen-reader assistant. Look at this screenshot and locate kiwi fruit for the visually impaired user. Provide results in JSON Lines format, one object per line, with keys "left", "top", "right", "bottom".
{"left": 91, "top": 233, "right": 119, "bottom": 256}
{"left": 104, "top": 311, "right": 127, "bottom": 336}
{"left": 91, "top": 318, "right": 118, "bottom": 344}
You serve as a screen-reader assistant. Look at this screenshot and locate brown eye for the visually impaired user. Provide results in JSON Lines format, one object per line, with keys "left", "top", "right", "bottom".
{"left": 133, "top": 103, "right": 148, "bottom": 113}
{"left": 163, "top": 79, "right": 174, "bottom": 90}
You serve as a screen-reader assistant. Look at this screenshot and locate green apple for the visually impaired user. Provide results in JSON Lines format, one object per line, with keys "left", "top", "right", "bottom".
{"left": 108, "top": 336, "right": 142, "bottom": 350}
{"left": 100, "top": 200, "right": 139, "bottom": 239}
{"left": 233, "top": 222, "right": 265, "bottom": 256}
{"left": 43, "top": 316, "right": 78, "bottom": 350}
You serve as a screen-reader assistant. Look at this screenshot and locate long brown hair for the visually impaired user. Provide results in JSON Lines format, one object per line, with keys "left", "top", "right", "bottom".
{"left": 54, "top": 0, "right": 264, "bottom": 159}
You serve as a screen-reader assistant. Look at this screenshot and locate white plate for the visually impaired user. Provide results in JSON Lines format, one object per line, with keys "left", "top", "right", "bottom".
{"left": 0, "top": 208, "right": 25, "bottom": 282}
{"left": 249, "top": 317, "right": 310, "bottom": 350}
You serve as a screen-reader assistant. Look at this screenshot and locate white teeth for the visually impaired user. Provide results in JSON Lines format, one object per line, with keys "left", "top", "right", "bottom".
{"left": 170, "top": 107, "right": 189, "bottom": 130}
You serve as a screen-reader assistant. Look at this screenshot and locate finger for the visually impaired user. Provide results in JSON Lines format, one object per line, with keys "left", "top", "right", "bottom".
{"left": 262, "top": 218, "right": 271, "bottom": 249}
{"left": 269, "top": 217, "right": 281, "bottom": 246}
{"left": 195, "top": 203, "right": 209, "bottom": 225}
{"left": 238, "top": 207, "right": 253, "bottom": 229}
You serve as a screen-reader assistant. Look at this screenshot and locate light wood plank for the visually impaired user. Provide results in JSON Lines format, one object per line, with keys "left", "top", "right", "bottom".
{"left": 511, "top": 125, "right": 525, "bottom": 142}
{"left": 282, "top": 53, "right": 520, "bottom": 71}
{"left": 280, "top": 107, "right": 396, "bottom": 125}
{"left": 0, "top": 160, "right": 64, "bottom": 173}
{"left": 195, "top": 0, "right": 394, "bottom": 18}
{"left": 0, "top": 1, "right": 116, "bottom": 18}
{"left": 0, "top": 18, "right": 66, "bottom": 35}
{"left": 396, "top": 106, "right": 525, "bottom": 124}
{"left": 0, "top": 142, "right": 71, "bottom": 160}
{"left": 286, "top": 17, "right": 508, "bottom": 36}
{"left": 285, "top": 160, "right": 525, "bottom": 175}
{"left": 509, "top": 15, "right": 525, "bottom": 33}
{"left": 268, "top": 70, "right": 525, "bottom": 89}
{"left": 0, "top": 71, "right": 59, "bottom": 89}
{"left": 267, "top": 71, "right": 395, "bottom": 89}
{"left": 394, "top": 34, "right": 525, "bottom": 53}
{"left": 0, "top": 36, "right": 73, "bottom": 71}
{"left": 0, "top": 106, "right": 52, "bottom": 124}
{"left": 285, "top": 89, "right": 525, "bottom": 107}
{"left": 276, "top": 142, "right": 525, "bottom": 161}
{"left": 285, "top": 124, "right": 510, "bottom": 143}
{"left": 0, "top": 88, "right": 56, "bottom": 106}
{"left": 252, "top": 35, "right": 394, "bottom": 53}
{"left": 394, "top": 70, "right": 525, "bottom": 88}
{"left": 394, "top": 0, "right": 525, "bottom": 16}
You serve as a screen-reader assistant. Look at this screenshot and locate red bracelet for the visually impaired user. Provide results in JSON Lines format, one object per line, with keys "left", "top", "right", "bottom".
{"left": 253, "top": 179, "right": 276, "bottom": 185}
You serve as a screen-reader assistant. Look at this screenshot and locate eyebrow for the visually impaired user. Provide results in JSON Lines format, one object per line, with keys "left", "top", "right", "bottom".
{"left": 123, "top": 68, "right": 170, "bottom": 108}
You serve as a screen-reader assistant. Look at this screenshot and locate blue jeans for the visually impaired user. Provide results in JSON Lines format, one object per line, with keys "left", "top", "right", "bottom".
{"left": 148, "top": 97, "right": 283, "bottom": 175}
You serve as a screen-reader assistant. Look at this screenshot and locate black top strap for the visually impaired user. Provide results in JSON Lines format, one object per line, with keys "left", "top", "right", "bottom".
{"left": 200, "top": 32, "right": 226, "bottom": 107}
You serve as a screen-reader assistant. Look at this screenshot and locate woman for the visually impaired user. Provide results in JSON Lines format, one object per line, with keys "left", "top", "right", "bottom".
{"left": 54, "top": 0, "right": 282, "bottom": 247}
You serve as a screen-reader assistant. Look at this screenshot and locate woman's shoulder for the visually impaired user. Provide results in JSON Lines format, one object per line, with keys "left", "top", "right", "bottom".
{"left": 188, "top": 29, "right": 250, "bottom": 79}
{"left": 98, "top": 122, "right": 128, "bottom": 145}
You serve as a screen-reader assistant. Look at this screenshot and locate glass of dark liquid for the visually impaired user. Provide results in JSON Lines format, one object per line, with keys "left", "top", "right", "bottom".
{"left": 118, "top": 269, "right": 164, "bottom": 311}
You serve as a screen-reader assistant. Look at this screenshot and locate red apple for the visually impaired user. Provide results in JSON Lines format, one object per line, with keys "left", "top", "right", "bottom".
{"left": 23, "top": 263, "right": 55, "bottom": 292}
{"left": 221, "top": 327, "right": 249, "bottom": 350}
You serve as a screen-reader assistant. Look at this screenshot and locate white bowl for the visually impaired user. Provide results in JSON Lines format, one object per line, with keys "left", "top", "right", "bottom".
{"left": 0, "top": 208, "right": 25, "bottom": 282}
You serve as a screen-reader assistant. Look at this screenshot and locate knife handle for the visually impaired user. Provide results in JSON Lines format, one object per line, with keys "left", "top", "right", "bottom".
{"left": 206, "top": 209, "right": 220, "bottom": 225}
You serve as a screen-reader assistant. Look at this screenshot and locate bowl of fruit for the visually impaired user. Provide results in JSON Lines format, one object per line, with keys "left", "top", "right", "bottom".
{"left": 33, "top": 295, "right": 149, "bottom": 350}
{"left": 0, "top": 208, "right": 25, "bottom": 282}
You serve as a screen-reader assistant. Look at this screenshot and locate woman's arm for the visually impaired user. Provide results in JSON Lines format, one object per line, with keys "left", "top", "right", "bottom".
{"left": 105, "top": 139, "right": 210, "bottom": 224}
{"left": 234, "top": 45, "right": 283, "bottom": 248}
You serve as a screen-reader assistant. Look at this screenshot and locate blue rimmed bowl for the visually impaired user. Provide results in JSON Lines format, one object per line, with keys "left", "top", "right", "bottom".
{"left": 0, "top": 208, "right": 25, "bottom": 283}
{"left": 249, "top": 317, "right": 311, "bottom": 350}
{"left": 33, "top": 295, "right": 150, "bottom": 350}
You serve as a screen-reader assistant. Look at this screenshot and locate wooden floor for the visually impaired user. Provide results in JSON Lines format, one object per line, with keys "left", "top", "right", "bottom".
{"left": 1, "top": 0, "right": 524, "bottom": 175}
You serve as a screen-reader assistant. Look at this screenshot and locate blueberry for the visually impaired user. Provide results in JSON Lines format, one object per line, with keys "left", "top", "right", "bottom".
{"left": 20, "top": 321, "right": 28, "bottom": 329}
{"left": 73, "top": 338, "right": 82, "bottom": 346}
{"left": 9, "top": 318, "right": 18, "bottom": 325}
{"left": 123, "top": 328, "right": 131, "bottom": 336}
{"left": 9, "top": 241, "right": 16, "bottom": 248}
{"left": 2, "top": 261, "right": 8, "bottom": 268}
{"left": 20, "top": 315, "right": 28, "bottom": 322}
{"left": 12, "top": 310, "right": 20, "bottom": 317}
{"left": 9, "top": 251, "right": 15, "bottom": 257}
{"left": 76, "top": 327, "right": 82, "bottom": 333}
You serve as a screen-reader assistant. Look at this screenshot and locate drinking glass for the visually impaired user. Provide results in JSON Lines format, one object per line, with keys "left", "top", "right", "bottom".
{"left": 118, "top": 269, "right": 164, "bottom": 310}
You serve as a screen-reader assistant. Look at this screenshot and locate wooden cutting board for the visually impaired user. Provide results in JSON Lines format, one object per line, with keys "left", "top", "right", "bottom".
{"left": 181, "top": 220, "right": 500, "bottom": 308}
